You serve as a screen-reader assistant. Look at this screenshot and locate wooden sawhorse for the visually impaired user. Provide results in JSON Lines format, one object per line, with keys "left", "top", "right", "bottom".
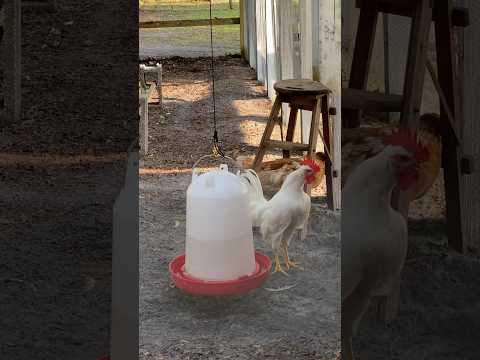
{"left": 342, "top": 0, "right": 470, "bottom": 320}
{"left": 252, "top": 79, "right": 335, "bottom": 210}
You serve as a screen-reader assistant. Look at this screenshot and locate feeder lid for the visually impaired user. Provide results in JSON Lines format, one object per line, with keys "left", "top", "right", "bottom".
{"left": 189, "top": 165, "right": 246, "bottom": 197}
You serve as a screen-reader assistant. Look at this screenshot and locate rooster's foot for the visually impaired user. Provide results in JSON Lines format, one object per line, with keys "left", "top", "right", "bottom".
{"left": 272, "top": 255, "right": 289, "bottom": 276}
{"left": 283, "top": 246, "right": 303, "bottom": 271}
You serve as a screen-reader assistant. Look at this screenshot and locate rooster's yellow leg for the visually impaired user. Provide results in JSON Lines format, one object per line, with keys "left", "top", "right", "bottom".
{"left": 272, "top": 255, "right": 289, "bottom": 276}
{"left": 283, "top": 245, "right": 301, "bottom": 270}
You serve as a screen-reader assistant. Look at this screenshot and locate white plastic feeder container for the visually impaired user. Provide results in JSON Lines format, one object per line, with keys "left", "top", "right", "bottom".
{"left": 185, "top": 163, "right": 256, "bottom": 281}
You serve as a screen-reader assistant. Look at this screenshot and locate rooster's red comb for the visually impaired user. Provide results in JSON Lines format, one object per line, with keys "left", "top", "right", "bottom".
{"left": 383, "top": 128, "right": 429, "bottom": 162}
{"left": 300, "top": 158, "right": 321, "bottom": 173}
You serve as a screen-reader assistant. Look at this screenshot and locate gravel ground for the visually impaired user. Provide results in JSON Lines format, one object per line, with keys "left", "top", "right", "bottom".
{"left": 140, "top": 173, "right": 340, "bottom": 360}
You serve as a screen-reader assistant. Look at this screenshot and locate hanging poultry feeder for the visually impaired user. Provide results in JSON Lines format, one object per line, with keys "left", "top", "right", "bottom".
{"left": 169, "top": 156, "right": 271, "bottom": 296}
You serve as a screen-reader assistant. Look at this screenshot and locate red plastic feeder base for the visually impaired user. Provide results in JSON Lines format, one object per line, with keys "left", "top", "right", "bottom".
{"left": 169, "top": 251, "right": 271, "bottom": 296}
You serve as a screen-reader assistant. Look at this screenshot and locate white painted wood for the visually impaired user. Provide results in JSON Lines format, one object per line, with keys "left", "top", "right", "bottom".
{"left": 247, "top": 0, "right": 257, "bottom": 69}
{"left": 3, "top": 0, "right": 21, "bottom": 122}
{"left": 460, "top": 0, "right": 480, "bottom": 250}
{"left": 265, "top": 0, "right": 279, "bottom": 99}
{"left": 278, "top": 0, "right": 296, "bottom": 126}
{"left": 256, "top": 0, "right": 267, "bottom": 86}
{"left": 300, "top": 0, "right": 313, "bottom": 143}
{"left": 316, "top": 0, "right": 342, "bottom": 210}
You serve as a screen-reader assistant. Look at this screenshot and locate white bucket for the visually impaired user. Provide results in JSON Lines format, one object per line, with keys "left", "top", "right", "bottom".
{"left": 185, "top": 162, "right": 256, "bottom": 281}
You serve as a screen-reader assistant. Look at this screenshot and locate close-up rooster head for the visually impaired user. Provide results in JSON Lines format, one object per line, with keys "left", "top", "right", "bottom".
{"left": 300, "top": 158, "right": 322, "bottom": 185}
{"left": 383, "top": 129, "right": 430, "bottom": 191}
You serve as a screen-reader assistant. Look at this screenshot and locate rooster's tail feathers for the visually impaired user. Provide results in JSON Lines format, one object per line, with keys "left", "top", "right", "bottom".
{"left": 240, "top": 169, "right": 265, "bottom": 200}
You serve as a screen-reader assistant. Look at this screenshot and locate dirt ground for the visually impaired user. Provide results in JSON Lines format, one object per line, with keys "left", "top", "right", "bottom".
{"left": 1, "top": 1, "right": 136, "bottom": 358}
{"left": 139, "top": 57, "right": 341, "bottom": 359}
{"left": 355, "top": 221, "right": 480, "bottom": 360}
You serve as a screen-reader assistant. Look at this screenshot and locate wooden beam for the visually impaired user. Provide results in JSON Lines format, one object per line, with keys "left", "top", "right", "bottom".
{"left": 434, "top": 0, "right": 464, "bottom": 253}
{"left": 342, "top": 88, "right": 403, "bottom": 112}
{"left": 2, "top": 0, "right": 22, "bottom": 124}
{"left": 139, "top": 18, "right": 240, "bottom": 29}
{"left": 265, "top": 139, "right": 309, "bottom": 152}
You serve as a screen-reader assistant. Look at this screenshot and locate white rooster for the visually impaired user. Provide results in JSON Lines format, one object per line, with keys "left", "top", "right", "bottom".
{"left": 341, "top": 129, "right": 429, "bottom": 360}
{"left": 240, "top": 159, "right": 321, "bottom": 275}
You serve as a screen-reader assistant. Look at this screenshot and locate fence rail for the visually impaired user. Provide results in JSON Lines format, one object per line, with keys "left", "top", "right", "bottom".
{"left": 139, "top": 17, "right": 240, "bottom": 28}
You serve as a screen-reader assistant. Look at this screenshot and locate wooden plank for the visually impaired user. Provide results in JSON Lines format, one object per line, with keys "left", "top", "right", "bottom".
{"left": 3, "top": 0, "right": 22, "bottom": 123}
{"left": 460, "top": 0, "right": 480, "bottom": 253}
{"left": 434, "top": 0, "right": 464, "bottom": 253}
{"left": 265, "top": 139, "right": 309, "bottom": 152}
{"left": 343, "top": 3, "right": 379, "bottom": 128}
{"left": 342, "top": 88, "right": 403, "bottom": 112}
{"left": 139, "top": 17, "right": 240, "bottom": 29}
{"left": 300, "top": 0, "right": 313, "bottom": 143}
{"left": 256, "top": 0, "right": 267, "bottom": 85}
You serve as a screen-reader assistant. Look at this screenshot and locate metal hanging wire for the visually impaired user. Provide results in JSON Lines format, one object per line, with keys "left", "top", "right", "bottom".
{"left": 208, "top": 0, "right": 225, "bottom": 157}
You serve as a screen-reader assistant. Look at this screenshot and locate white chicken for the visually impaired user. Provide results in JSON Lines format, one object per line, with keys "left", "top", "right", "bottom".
{"left": 240, "top": 159, "right": 321, "bottom": 275}
{"left": 341, "top": 129, "right": 429, "bottom": 360}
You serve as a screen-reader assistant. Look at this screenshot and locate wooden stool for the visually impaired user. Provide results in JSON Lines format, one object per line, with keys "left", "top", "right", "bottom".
{"left": 252, "top": 79, "right": 335, "bottom": 209}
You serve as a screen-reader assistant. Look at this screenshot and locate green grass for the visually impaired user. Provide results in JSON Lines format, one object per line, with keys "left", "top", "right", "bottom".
{"left": 140, "top": 0, "right": 239, "bottom": 21}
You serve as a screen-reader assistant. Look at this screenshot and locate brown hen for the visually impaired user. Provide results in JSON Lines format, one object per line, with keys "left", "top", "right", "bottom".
{"left": 236, "top": 153, "right": 327, "bottom": 197}
{"left": 341, "top": 113, "right": 442, "bottom": 201}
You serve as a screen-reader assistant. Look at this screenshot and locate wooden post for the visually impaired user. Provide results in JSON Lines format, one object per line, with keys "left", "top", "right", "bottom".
{"left": 239, "top": 0, "right": 247, "bottom": 60}
{"left": 460, "top": 0, "right": 480, "bottom": 253}
{"left": 2, "top": 0, "right": 22, "bottom": 123}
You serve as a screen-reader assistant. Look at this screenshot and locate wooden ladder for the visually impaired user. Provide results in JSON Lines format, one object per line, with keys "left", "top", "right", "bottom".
{"left": 342, "top": 0, "right": 470, "bottom": 320}
{"left": 252, "top": 79, "right": 336, "bottom": 210}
